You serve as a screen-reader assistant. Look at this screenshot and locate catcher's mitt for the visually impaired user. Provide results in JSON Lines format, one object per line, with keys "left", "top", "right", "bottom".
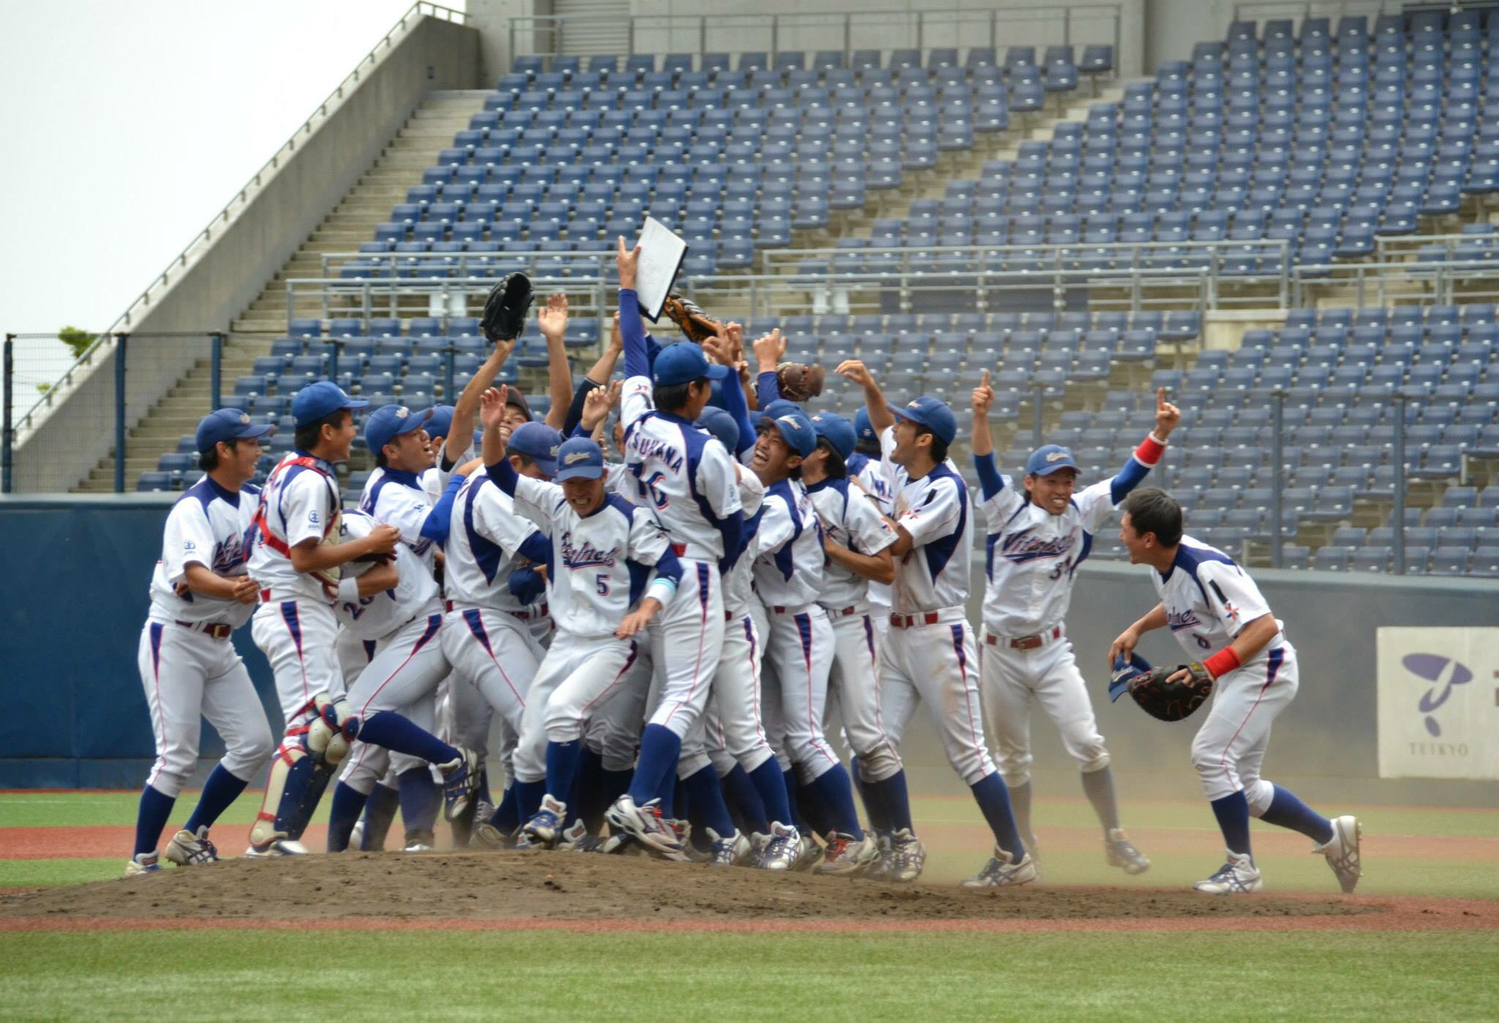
{"left": 1127, "top": 663, "right": 1214, "bottom": 722}
{"left": 776, "top": 362, "right": 825, "bottom": 403}
{"left": 661, "top": 293, "right": 721, "bottom": 343}
{"left": 481, "top": 272, "right": 533, "bottom": 342}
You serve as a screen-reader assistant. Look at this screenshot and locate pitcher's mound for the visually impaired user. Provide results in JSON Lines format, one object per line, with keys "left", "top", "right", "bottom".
{"left": 0, "top": 850, "right": 1375, "bottom": 924}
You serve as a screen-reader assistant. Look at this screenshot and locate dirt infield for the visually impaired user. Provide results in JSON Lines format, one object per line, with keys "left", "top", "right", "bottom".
{"left": 3, "top": 849, "right": 1492, "bottom": 934}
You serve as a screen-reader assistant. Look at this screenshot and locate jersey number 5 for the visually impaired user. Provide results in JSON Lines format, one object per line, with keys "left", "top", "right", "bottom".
{"left": 596, "top": 573, "right": 610, "bottom": 596}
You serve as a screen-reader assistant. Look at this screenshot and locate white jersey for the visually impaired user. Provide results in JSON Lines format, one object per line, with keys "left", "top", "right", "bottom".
{"left": 752, "top": 478, "right": 824, "bottom": 608}
{"left": 147, "top": 475, "right": 260, "bottom": 627}
{"left": 421, "top": 441, "right": 476, "bottom": 502}
{"left": 505, "top": 475, "right": 675, "bottom": 639}
{"left": 1150, "top": 535, "right": 1287, "bottom": 667}
{"left": 722, "top": 468, "right": 765, "bottom": 614}
{"left": 621, "top": 376, "right": 742, "bottom": 559}
{"left": 807, "top": 476, "right": 897, "bottom": 611}
{"left": 359, "top": 468, "right": 438, "bottom": 574}
{"left": 848, "top": 451, "right": 895, "bottom": 610}
{"left": 889, "top": 462, "right": 972, "bottom": 614}
{"left": 444, "top": 469, "right": 549, "bottom": 612}
{"left": 246, "top": 451, "right": 342, "bottom": 603}
{"left": 333, "top": 510, "right": 441, "bottom": 640}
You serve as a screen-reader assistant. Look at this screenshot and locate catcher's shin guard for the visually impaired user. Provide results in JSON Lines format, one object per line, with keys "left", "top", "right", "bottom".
{"left": 287, "top": 760, "right": 335, "bottom": 841}
{"left": 307, "top": 694, "right": 360, "bottom": 767}
{"left": 249, "top": 742, "right": 320, "bottom": 847}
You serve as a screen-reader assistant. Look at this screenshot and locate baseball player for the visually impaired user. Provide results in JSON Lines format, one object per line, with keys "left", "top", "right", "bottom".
{"left": 127, "top": 410, "right": 277, "bottom": 875}
{"left": 969, "top": 376, "right": 1177, "bottom": 875}
{"left": 1110, "top": 488, "right": 1362, "bottom": 894}
{"left": 605, "top": 237, "right": 743, "bottom": 856}
{"left": 244, "top": 381, "right": 401, "bottom": 856}
{"left": 836, "top": 360, "right": 1035, "bottom": 886}
{"left": 850, "top": 405, "right": 896, "bottom": 636}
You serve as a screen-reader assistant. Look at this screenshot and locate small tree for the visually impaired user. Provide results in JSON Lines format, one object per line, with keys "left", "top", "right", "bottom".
{"left": 35, "top": 327, "right": 101, "bottom": 394}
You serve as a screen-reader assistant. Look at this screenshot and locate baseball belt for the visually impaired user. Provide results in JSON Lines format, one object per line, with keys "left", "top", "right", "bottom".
{"left": 985, "top": 626, "right": 1064, "bottom": 651}
{"left": 175, "top": 619, "right": 233, "bottom": 640}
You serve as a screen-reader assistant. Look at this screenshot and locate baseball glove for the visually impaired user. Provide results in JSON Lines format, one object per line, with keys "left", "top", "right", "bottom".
{"left": 481, "top": 272, "right": 533, "bottom": 342}
{"left": 776, "top": 362, "right": 825, "bottom": 403}
{"left": 661, "top": 293, "right": 721, "bottom": 343}
{"left": 1127, "top": 663, "right": 1214, "bottom": 722}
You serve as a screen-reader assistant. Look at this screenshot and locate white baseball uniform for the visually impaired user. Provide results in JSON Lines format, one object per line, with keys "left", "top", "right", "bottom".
{"left": 847, "top": 451, "right": 896, "bottom": 634}
{"left": 807, "top": 476, "right": 902, "bottom": 784}
{"left": 138, "top": 476, "right": 274, "bottom": 798}
{"left": 1150, "top": 536, "right": 1299, "bottom": 814}
{"left": 974, "top": 446, "right": 1159, "bottom": 785}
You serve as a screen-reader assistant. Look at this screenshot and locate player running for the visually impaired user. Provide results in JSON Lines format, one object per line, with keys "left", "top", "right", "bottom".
{"left": 1110, "top": 487, "right": 1362, "bottom": 894}
{"left": 970, "top": 376, "right": 1178, "bottom": 876}
{"left": 127, "top": 410, "right": 277, "bottom": 875}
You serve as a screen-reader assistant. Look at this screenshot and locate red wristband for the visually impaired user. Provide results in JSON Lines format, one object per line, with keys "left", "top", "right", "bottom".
{"left": 1203, "top": 647, "right": 1241, "bottom": 679}
{"left": 1134, "top": 433, "right": 1166, "bottom": 466}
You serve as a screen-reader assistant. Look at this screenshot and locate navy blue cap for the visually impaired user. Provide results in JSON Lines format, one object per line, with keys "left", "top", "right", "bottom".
{"left": 424, "top": 404, "right": 455, "bottom": 440}
{"left": 759, "top": 408, "right": 817, "bottom": 458}
{"left": 696, "top": 407, "right": 740, "bottom": 452}
{"left": 195, "top": 408, "right": 272, "bottom": 453}
{"left": 810, "top": 412, "right": 856, "bottom": 460}
{"left": 364, "top": 404, "right": 433, "bottom": 453}
{"left": 508, "top": 421, "right": 563, "bottom": 476}
{"left": 889, "top": 395, "right": 957, "bottom": 446}
{"left": 1108, "top": 652, "right": 1153, "bottom": 703}
{"left": 854, "top": 407, "right": 877, "bottom": 444}
{"left": 554, "top": 437, "right": 606, "bottom": 481}
{"left": 761, "top": 398, "right": 802, "bottom": 419}
{"left": 291, "top": 380, "right": 367, "bottom": 426}
{"left": 652, "top": 342, "right": 730, "bottom": 387}
{"left": 1026, "top": 444, "right": 1078, "bottom": 477}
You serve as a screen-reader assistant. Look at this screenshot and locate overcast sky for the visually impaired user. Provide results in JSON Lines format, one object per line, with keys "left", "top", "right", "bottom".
{"left": 1, "top": 0, "right": 449, "bottom": 391}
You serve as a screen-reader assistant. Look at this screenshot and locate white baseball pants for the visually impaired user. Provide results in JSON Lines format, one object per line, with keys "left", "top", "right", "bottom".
{"left": 880, "top": 612, "right": 998, "bottom": 787}
{"left": 515, "top": 631, "right": 638, "bottom": 780}
{"left": 1191, "top": 645, "right": 1301, "bottom": 812}
{"left": 979, "top": 627, "right": 1110, "bottom": 785}
{"left": 646, "top": 560, "right": 724, "bottom": 738}
{"left": 761, "top": 603, "right": 840, "bottom": 785}
{"left": 251, "top": 598, "right": 343, "bottom": 728}
{"left": 825, "top": 607, "right": 903, "bottom": 783}
{"left": 441, "top": 606, "right": 541, "bottom": 754}
{"left": 586, "top": 647, "right": 650, "bottom": 772}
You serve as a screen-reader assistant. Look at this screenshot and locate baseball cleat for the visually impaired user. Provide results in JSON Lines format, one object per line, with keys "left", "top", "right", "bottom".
{"left": 1317, "top": 815, "right": 1362, "bottom": 893}
{"left": 863, "top": 832, "right": 893, "bottom": 881}
{"left": 243, "top": 839, "right": 309, "bottom": 858}
{"left": 1105, "top": 828, "right": 1151, "bottom": 875}
{"left": 962, "top": 846, "right": 1038, "bottom": 888}
{"left": 163, "top": 826, "right": 219, "bottom": 867}
{"left": 402, "top": 828, "right": 436, "bottom": 853}
{"left": 758, "top": 822, "right": 803, "bottom": 870}
{"left": 349, "top": 820, "right": 366, "bottom": 851}
{"left": 1193, "top": 851, "right": 1263, "bottom": 895}
{"left": 471, "top": 821, "right": 517, "bottom": 850}
{"left": 557, "top": 819, "right": 590, "bottom": 852}
{"left": 438, "top": 748, "right": 480, "bottom": 821}
{"left": 885, "top": 828, "right": 927, "bottom": 883}
{"left": 815, "top": 832, "right": 880, "bottom": 876}
{"left": 706, "top": 828, "right": 751, "bottom": 867}
{"left": 792, "top": 831, "right": 823, "bottom": 872}
{"left": 124, "top": 851, "right": 161, "bottom": 876}
{"left": 605, "top": 795, "right": 685, "bottom": 859}
{"left": 669, "top": 819, "right": 709, "bottom": 863}
{"left": 520, "top": 795, "right": 567, "bottom": 850}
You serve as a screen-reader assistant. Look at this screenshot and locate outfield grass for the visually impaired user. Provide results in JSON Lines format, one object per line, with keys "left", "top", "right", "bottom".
{"left": 1, "top": 930, "right": 1494, "bottom": 1021}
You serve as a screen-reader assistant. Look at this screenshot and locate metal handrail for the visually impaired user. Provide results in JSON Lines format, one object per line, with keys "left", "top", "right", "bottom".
{"left": 1375, "top": 232, "right": 1499, "bottom": 261}
{"left": 1228, "top": 1, "right": 1409, "bottom": 27}
{"left": 14, "top": 1, "right": 467, "bottom": 439}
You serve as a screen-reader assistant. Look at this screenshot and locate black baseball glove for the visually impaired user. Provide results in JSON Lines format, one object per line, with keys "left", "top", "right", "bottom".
{"left": 481, "top": 272, "right": 533, "bottom": 342}
{"left": 1127, "top": 663, "right": 1214, "bottom": 722}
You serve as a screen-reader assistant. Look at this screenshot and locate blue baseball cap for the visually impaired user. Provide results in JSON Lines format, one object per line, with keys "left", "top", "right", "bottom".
{"left": 854, "top": 407, "right": 877, "bottom": 444}
{"left": 554, "top": 437, "right": 606, "bottom": 481}
{"left": 810, "top": 412, "right": 856, "bottom": 460}
{"left": 761, "top": 398, "right": 802, "bottom": 419}
{"left": 652, "top": 342, "right": 730, "bottom": 387}
{"left": 424, "top": 404, "right": 455, "bottom": 441}
{"left": 1026, "top": 444, "right": 1078, "bottom": 477}
{"left": 889, "top": 395, "right": 957, "bottom": 446}
{"left": 195, "top": 408, "right": 273, "bottom": 453}
{"left": 291, "top": 380, "right": 367, "bottom": 426}
{"left": 759, "top": 408, "right": 817, "bottom": 458}
{"left": 364, "top": 404, "right": 434, "bottom": 453}
{"left": 696, "top": 407, "right": 740, "bottom": 452}
{"left": 1108, "top": 652, "right": 1152, "bottom": 703}
{"left": 508, "top": 421, "right": 563, "bottom": 476}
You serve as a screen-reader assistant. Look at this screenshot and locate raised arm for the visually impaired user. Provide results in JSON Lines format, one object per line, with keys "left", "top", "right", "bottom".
{"left": 445, "top": 336, "right": 515, "bottom": 465}
{"left": 703, "top": 328, "right": 755, "bottom": 456}
{"left": 538, "top": 293, "right": 575, "bottom": 431}
{"left": 562, "top": 313, "right": 625, "bottom": 434}
{"left": 616, "top": 237, "right": 649, "bottom": 380}
{"left": 753, "top": 328, "right": 787, "bottom": 407}
{"left": 835, "top": 359, "right": 894, "bottom": 433}
{"left": 1107, "top": 387, "right": 1181, "bottom": 503}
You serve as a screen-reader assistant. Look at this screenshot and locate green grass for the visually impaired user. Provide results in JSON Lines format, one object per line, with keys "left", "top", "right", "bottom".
{"left": 1, "top": 930, "right": 1495, "bottom": 1021}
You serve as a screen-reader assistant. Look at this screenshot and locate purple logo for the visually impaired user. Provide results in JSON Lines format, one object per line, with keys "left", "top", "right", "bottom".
{"left": 1402, "top": 653, "right": 1473, "bottom": 737}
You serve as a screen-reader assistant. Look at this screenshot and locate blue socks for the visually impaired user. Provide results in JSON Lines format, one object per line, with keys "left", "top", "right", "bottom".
{"left": 1210, "top": 790, "right": 1253, "bottom": 856}
{"left": 627, "top": 724, "right": 682, "bottom": 805}
{"left": 361, "top": 783, "right": 400, "bottom": 851}
{"left": 358, "top": 711, "right": 460, "bottom": 766}
{"left": 805, "top": 763, "right": 863, "bottom": 838}
{"left": 681, "top": 765, "right": 737, "bottom": 838}
{"left": 326, "top": 781, "right": 368, "bottom": 852}
{"left": 871, "top": 769, "right": 914, "bottom": 833}
{"left": 570, "top": 746, "right": 604, "bottom": 830}
{"left": 747, "top": 759, "right": 790, "bottom": 827}
{"left": 514, "top": 779, "right": 546, "bottom": 822}
{"left": 782, "top": 768, "right": 807, "bottom": 830}
{"left": 184, "top": 764, "right": 249, "bottom": 834}
{"left": 396, "top": 768, "right": 441, "bottom": 834}
{"left": 544, "top": 739, "right": 583, "bottom": 812}
{"left": 970, "top": 772, "right": 1026, "bottom": 860}
{"left": 134, "top": 784, "right": 176, "bottom": 856}
{"left": 491, "top": 784, "right": 520, "bottom": 834}
{"left": 724, "top": 763, "right": 770, "bottom": 833}
{"left": 1260, "top": 785, "right": 1335, "bottom": 845}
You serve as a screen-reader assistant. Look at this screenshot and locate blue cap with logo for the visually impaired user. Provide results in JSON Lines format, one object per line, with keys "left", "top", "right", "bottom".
{"left": 759, "top": 408, "right": 817, "bottom": 458}
{"left": 652, "top": 342, "right": 730, "bottom": 387}
{"left": 291, "top": 380, "right": 367, "bottom": 426}
{"left": 1026, "top": 444, "right": 1078, "bottom": 477}
{"left": 888, "top": 395, "right": 957, "bottom": 446}
{"left": 364, "top": 404, "right": 434, "bottom": 453}
{"left": 554, "top": 437, "right": 606, "bottom": 481}
{"left": 696, "top": 407, "right": 740, "bottom": 452}
{"left": 810, "top": 412, "right": 856, "bottom": 460}
{"left": 508, "top": 421, "right": 563, "bottom": 476}
{"left": 424, "top": 404, "right": 455, "bottom": 441}
{"left": 761, "top": 398, "right": 802, "bottom": 419}
{"left": 195, "top": 408, "right": 273, "bottom": 453}
{"left": 854, "top": 407, "right": 877, "bottom": 444}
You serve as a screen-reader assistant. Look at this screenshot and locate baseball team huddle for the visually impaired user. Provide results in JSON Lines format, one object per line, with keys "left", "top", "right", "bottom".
{"left": 127, "top": 238, "right": 1363, "bottom": 897}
